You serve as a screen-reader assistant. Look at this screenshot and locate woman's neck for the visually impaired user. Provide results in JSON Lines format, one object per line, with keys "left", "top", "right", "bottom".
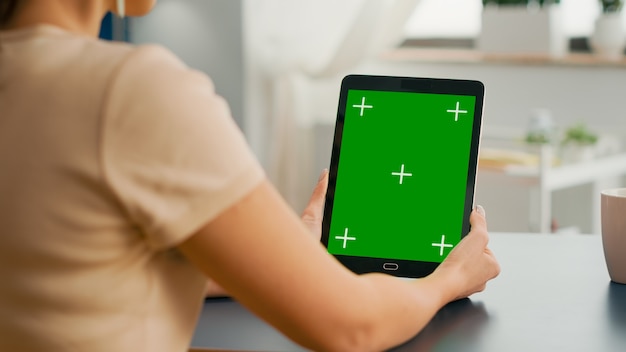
{"left": 3, "top": 0, "right": 109, "bottom": 37}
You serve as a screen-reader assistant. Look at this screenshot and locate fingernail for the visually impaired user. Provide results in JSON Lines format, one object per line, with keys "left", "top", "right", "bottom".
{"left": 474, "top": 204, "right": 486, "bottom": 217}
{"left": 318, "top": 169, "right": 328, "bottom": 181}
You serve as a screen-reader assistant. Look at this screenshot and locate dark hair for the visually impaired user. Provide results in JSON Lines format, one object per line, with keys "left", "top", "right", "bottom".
{"left": 0, "top": 0, "right": 21, "bottom": 27}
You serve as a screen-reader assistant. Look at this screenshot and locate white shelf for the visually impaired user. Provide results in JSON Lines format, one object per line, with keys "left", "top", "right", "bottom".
{"left": 382, "top": 47, "right": 626, "bottom": 68}
{"left": 494, "top": 149, "right": 626, "bottom": 189}
{"left": 479, "top": 146, "right": 626, "bottom": 233}
{"left": 545, "top": 153, "right": 626, "bottom": 190}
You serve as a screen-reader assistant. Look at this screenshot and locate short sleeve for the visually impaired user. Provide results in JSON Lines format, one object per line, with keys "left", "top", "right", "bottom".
{"left": 101, "top": 45, "right": 265, "bottom": 250}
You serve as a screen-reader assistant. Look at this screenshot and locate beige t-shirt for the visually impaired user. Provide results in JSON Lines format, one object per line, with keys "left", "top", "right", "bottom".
{"left": 0, "top": 25, "right": 264, "bottom": 351}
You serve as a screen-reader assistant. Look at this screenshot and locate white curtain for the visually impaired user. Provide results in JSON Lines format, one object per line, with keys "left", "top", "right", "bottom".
{"left": 244, "top": 0, "right": 421, "bottom": 210}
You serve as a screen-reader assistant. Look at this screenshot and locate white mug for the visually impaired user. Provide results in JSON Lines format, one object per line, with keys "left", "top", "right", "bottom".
{"left": 601, "top": 188, "right": 626, "bottom": 284}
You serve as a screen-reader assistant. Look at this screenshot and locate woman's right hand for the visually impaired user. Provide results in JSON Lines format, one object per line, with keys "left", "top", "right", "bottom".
{"left": 430, "top": 206, "right": 500, "bottom": 302}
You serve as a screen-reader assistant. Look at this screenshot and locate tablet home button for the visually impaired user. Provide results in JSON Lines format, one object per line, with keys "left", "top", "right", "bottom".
{"left": 383, "top": 263, "right": 399, "bottom": 271}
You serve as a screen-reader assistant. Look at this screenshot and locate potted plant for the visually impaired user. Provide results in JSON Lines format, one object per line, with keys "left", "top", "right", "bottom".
{"left": 478, "top": 0, "right": 567, "bottom": 57}
{"left": 600, "top": 0, "right": 624, "bottom": 12}
{"left": 590, "top": 0, "right": 625, "bottom": 60}
{"left": 525, "top": 108, "right": 556, "bottom": 145}
{"left": 560, "top": 123, "right": 598, "bottom": 163}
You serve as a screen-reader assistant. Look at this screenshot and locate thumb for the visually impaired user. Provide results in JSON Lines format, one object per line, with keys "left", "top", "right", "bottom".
{"left": 301, "top": 169, "right": 329, "bottom": 239}
{"left": 466, "top": 205, "right": 489, "bottom": 247}
{"left": 469, "top": 205, "right": 487, "bottom": 232}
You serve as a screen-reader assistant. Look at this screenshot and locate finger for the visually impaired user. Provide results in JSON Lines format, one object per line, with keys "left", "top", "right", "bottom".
{"left": 310, "top": 169, "right": 329, "bottom": 211}
{"left": 301, "top": 169, "right": 329, "bottom": 237}
{"left": 303, "top": 169, "right": 328, "bottom": 213}
{"left": 205, "top": 278, "right": 229, "bottom": 297}
{"left": 474, "top": 204, "right": 486, "bottom": 217}
{"left": 484, "top": 247, "right": 501, "bottom": 278}
{"left": 462, "top": 207, "right": 489, "bottom": 248}
{"left": 469, "top": 205, "right": 488, "bottom": 233}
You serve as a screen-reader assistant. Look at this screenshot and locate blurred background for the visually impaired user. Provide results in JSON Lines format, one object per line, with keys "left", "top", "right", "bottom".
{"left": 102, "top": 0, "right": 626, "bottom": 234}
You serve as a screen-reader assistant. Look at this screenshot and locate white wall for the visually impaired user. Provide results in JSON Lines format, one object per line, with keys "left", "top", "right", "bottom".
{"left": 129, "top": 0, "right": 245, "bottom": 126}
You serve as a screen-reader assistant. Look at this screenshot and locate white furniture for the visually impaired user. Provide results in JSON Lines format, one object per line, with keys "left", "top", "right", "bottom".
{"left": 479, "top": 145, "right": 626, "bottom": 233}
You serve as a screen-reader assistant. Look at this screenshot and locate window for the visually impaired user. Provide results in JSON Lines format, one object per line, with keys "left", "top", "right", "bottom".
{"left": 404, "top": 0, "right": 607, "bottom": 39}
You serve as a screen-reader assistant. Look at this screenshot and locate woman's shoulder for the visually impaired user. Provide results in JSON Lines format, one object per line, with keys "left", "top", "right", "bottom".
{"left": 20, "top": 24, "right": 197, "bottom": 92}
{"left": 95, "top": 39, "right": 182, "bottom": 68}
{"left": 84, "top": 38, "right": 186, "bottom": 79}
{"left": 98, "top": 42, "right": 217, "bottom": 105}
{"left": 2, "top": 25, "right": 184, "bottom": 71}
{"left": 58, "top": 36, "right": 218, "bottom": 113}
{"left": 112, "top": 43, "right": 193, "bottom": 80}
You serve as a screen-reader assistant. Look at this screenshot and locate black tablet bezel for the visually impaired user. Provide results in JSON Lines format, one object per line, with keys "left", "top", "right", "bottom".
{"left": 321, "top": 74, "right": 484, "bottom": 278}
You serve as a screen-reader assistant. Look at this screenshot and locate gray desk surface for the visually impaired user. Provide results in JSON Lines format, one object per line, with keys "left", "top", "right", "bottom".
{"left": 192, "top": 233, "right": 626, "bottom": 351}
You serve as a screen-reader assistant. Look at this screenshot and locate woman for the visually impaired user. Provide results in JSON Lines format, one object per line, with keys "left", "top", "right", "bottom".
{"left": 0, "top": 0, "right": 500, "bottom": 351}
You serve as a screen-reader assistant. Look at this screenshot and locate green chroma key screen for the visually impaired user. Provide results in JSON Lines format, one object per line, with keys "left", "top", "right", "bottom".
{"left": 326, "top": 87, "right": 477, "bottom": 265}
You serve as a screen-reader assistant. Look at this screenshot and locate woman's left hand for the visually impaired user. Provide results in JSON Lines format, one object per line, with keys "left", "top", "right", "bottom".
{"left": 300, "top": 169, "right": 329, "bottom": 240}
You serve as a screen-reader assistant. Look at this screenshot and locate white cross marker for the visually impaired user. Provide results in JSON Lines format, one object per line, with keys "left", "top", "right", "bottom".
{"left": 335, "top": 228, "right": 356, "bottom": 249}
{"left": 432, "top": 234, "right": 454, "bottom": 256}
{"left": 446, "top": 101, "right": 468, "bottom": 122}
{"left": 391, "top": 164, "right": 413, "bottom": 185}
{"left": 353, "top": 97, "right": 373, "bottom": 117}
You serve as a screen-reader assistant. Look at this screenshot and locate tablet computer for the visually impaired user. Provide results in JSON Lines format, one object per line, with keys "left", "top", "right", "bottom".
{"left": 321, "top": 74, "right": 484, "bottom": 279}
